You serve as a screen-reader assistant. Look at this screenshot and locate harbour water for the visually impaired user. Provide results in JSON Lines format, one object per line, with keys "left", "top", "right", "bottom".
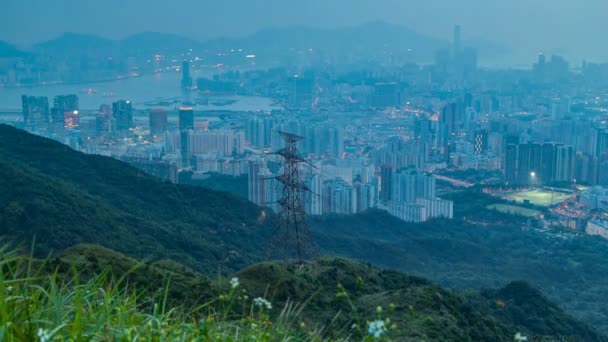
{"left": 0, "top": 70, "right": 281, "bottom": 112}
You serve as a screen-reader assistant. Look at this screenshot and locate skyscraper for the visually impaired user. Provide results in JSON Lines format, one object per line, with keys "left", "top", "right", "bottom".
{"left": 541, "top": 143, "right": 556, "bottom": 184}
{"left": 52, "top": 95, "right": 79, "bottom": 128}
{"left": 181, "top": 61, "right": 193, "bottom": 89}
{"left": 112, "top": 100, "right": 133, "bottom": 131}
{"left": 288, "top": 76, "right": 314, "bottom": 108}
{"left": 555, "top": 145, "right": 575, "bottom": 182}
{"left": 95, "top": 104, "right": 112, "bottom": 137}
{"left": 149, "top": 109, "right": 168, "bottom": 136}
{"left": 504, "top": 144, "right": 518, "bottom": 184}
{"left": 21, "top": 95, "right": 49, "bottom": 128}
{"left": 474, "top": 130, "right": 488, "bottom": 155}
{"left": 380, "top": 165, "right": 394, "bottom": 202}
{"left": 391, "top": 169, "right": 435, "bottom": 204}
{"left": 178, "top": 106, "right": 195, "bottom": 168}
{"left": 453, "top": 25, "right": 462, "bottom": 58}
{"left": 328, "top": 126, "right": 344, "bottom": 159}
{"left": 178, "top": 106, "right": 195, "bottom": 131}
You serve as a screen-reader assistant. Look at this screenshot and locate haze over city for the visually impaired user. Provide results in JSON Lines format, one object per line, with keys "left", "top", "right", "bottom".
{"left": 3, "top": 0, "right": 608, "bottom": 64}
{"left": 3, "top": 1, "right": 608, "bottom": 340}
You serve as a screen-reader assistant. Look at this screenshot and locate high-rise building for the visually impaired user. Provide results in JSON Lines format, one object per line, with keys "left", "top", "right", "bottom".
{"left": 389, "top": 202, "right": 427, "bottom": 223}
{"left": 575, "top": 152, "right": 598, "bottom": 185}
{"left": 306, "top": 172, "right": 323, "bottom": 215}
{"left": 324, "top": 179, "right": 357, "bottom": 214}
{"left": 21, "top": 95, "right": 50, "bottom": 128}
{"left": 555, "top": 145, "right": 575, "bottom": 182}
{"left": 95, "top": 104, "right": 112, "bottom": 137}
{"left": 180, "top": 130, "right": 191, "bottom": 168}
{"left": 52, "top": 95, "right": 79, "bottom": 128}
{"left": 328, "top": 126, "right": 344, "bottom": 158}
{"left": 513, "top": 143, "right": 540, "bottom": 184}
{"left": 149, "top": 109, "right": 168, "bottom": 136}
{"left": 181, "top": 61, "right": 193, "bottom": 89}
{"left": 504, "top": 144, "right": 518, "bottom": 184}
{"left": 112, "top": 100, "right": 133, "bottom": 131}
{"left": 416, "top": 198, "right": 454, "bottom": 219}
{"left": 288, "top": 76, "right": 314, "bottom": 108}
{"left": 356, "top": 182, "right": 377, "bottom": 213}
{"left": 462, "top": 47, "right": 478, "bottom": 75}
{"left": 380, "top": 165, "right": 394, "bottom": 202}
{"left": 63, "top": 110, "right": 80, "bottom": 129}
{"left": 453, "top": 25, "right": 462, "bottom": 58}
{"left": 246, "top": 116, "right": 276, "bottom": 148}
{"left": 178, "top": 106, "right": 195, "bottom": 131}
{"left": 188, "top": 130, "right": 244, "bottom": 156}
{"left": 474, "top": 130, "right": 488, "bottom": 155}
{"left": 391, "top": 169, "right": 435, "bottom": 203}
{"left": 248, "top": 159, "right": 268, "bottom": 206}
{"left": 597, "top": 129, "right": 608, "bottom": 159}
{"left": 541, "top": 143, "right": 556, "bottom": 184}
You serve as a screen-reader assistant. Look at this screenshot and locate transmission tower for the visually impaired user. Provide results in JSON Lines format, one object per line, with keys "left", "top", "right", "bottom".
{"left": 269, "top": 131, "right": 315, "bottom": 265}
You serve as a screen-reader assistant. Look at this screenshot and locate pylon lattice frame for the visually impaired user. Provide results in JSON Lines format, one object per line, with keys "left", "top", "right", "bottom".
{"left": 270, "top": 131, "right": 314, "bottom": 264}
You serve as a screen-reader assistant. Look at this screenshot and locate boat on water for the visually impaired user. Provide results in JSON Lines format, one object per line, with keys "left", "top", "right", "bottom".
{"left": 79, "top": 88, "right": 97, "bottom": 95}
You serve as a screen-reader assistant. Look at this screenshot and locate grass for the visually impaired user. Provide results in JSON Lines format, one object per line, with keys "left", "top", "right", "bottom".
{"left": 0, "top": 246, "right": 403, "bottom": 341}
{"left": 503, "top": 189, "right": 571, "bottom": 207}
{"left": 487, "top": 204, "right": 543, "bottom": 217}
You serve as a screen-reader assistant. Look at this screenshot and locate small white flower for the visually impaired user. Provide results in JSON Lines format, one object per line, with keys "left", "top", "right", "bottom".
{"left": 514, "top": 332, "right": 528, "bottom": 342}
{"left": 6, "top": 286, "right": 13, "bottom": 293}
{"left": 230, "top": 277, "right": 240, "bottom": 289}
{"left": 253, "top": 297, "right": 272, "bottom": 310}
{"left": 37, "top": 328, "right": 50, "bottom": 342}
{"left": 368, "top": 320, "right": 387, "bottom": 339}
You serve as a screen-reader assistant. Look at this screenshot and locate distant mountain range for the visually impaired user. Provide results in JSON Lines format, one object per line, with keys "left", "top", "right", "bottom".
{"left": 6, "top": 22, "right": 507, "bottom": 62}
{"left": 0, "top": 40, "right": 28, "bottom": 58}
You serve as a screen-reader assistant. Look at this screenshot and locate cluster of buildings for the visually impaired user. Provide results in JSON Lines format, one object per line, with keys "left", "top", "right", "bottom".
{"left": 10, "top": 24, "right": 608, "bottom": 228}
{"left": 246, "top": 156, "right": 452, "bottom": 221}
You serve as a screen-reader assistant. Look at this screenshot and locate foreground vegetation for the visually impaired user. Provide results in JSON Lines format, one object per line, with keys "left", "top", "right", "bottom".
{"left": 0, "top": 247, "right": 356, "bottom": 341}
{"left": 1, "top": 244, "right": 602, "bottom": 341}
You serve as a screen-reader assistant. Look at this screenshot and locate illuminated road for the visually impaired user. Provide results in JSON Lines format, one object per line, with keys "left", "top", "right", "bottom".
{"left": 434, "top": 175, "right": 474, "bottom": 188}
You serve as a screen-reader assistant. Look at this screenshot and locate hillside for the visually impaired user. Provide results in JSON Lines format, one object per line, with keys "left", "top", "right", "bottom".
{"left": 0, "top": 40, "right": 27, "bottom": 58}
{"left": 7, "top": 244, "right": 602, "bottom": 341}
{"left": 0, "top": 124, "right": 271, "bottom": 273}
{"left": 152, "top": 162, "right": 608, "bottom": 335}
{"left": 237, "top": 258, "right": 603, "bottom": 341}
{"left": 310, "top": 209, "right": 608, "bottom": 334}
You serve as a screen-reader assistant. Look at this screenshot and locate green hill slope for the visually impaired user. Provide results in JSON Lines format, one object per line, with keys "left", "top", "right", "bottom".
{"left": 310, "top": 210, "right": 608, "bottom": 334}
{"left": 0, "top": 124, "right": 271, "bottom": 273}
{"left": 27, "top": 245, "right": 604, "bottom": 341}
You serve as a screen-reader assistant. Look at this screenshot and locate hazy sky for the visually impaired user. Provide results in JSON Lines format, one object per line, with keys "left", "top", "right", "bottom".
{"left": 2, "top": 0, "right": 608, "bottom": 62}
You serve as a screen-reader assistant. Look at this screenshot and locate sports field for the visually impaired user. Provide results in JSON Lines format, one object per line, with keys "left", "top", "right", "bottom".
{"left": 487, "top": 204, "right": 543, "bottom": 217}
{"left": 502, "top": 188, "right": 570, "bottom": 207}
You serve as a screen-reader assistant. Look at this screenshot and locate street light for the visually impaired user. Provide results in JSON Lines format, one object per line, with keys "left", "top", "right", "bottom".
{"left": 530, "top": 171, "right": 537, "bottom": 187}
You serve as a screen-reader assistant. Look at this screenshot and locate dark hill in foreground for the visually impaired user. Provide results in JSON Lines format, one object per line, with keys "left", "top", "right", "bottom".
{"left": 0, "top": 124, "right": 271, "bottom": 273}
{"left": 34, "top": 245, "right": 606, "bottom": 341}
